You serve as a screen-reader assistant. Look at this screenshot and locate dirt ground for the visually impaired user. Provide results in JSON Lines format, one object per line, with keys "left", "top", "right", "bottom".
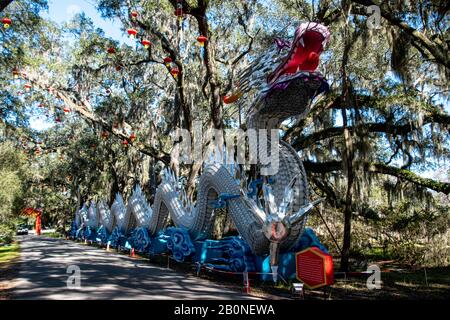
{"left": 147, "top": 253, "right": 450, "bottom": 300}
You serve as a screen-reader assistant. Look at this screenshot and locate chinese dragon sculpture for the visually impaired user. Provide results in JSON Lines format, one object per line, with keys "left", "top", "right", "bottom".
{"left": 71, "top": 23, "right": 331, "bottom": 281}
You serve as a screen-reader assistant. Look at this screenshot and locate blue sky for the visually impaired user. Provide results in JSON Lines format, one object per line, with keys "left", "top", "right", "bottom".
{"left": 44, "top": 0, "right": 123, "bottom": 39}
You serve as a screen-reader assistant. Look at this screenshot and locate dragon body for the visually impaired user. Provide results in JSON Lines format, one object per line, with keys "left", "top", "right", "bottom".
{"left": 72, "top": 23, "right": 331, "bottom": 280}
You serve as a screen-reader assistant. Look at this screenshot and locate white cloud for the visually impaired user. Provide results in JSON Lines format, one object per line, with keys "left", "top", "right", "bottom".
{"left": 66, "top": 4, "right": 81, "bottom": 17}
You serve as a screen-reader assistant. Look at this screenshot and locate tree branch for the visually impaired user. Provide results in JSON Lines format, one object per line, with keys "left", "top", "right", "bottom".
{"left": 29, "top": 77, "right": 171, "bottom": 165}
{"left": 304, "top": 160, "right": 450, "bottom": 194}
{"left": 290, "top": 112, "right": 450, "bottom": 149}
{"left": 0, "top": 0, "right": 13, "bottom": 12}
{"left": 351, "top": 0, "right": 450, "bottom": 69}
{"left": 132, "top": 6, "right": 192, "bottom": 132}
{"left": 369, "top": 163, "right": 450, "bottom": 195}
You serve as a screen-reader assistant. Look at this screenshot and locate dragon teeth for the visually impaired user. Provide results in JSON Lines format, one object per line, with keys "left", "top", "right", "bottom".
{"left": 299, "top": 38, "right": 305, "bottom": 47}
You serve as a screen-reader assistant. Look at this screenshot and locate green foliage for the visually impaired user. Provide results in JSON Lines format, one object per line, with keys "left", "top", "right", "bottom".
{"left": 43, "top": 231, "right": 63, "bottom": 239}
{"left": 0, "top": 224, "right": 15, "bottom": 245}
{"left": 0, "top": 142, "right": 29, "bottom": 224}
{"left": 0, "top": 241, "right": 19, "bottom": 263}
{"left": 380, "top": 199, "right": 450, "bottom": 267}
{"left": 309, "top": 181, "right": 449, "bottom": 268}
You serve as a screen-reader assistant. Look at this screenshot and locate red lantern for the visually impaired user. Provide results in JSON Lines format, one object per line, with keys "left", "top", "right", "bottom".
{"left": 131, "top": 11, "right": 138, "bottom": 20}
{"left": 101, "top": 131, "right": 109, "bottom": 140}
{"left": 127, "top": 28, "right": 138, "bottom": 39}
{"left": 107, "top": 47, "right": 116, "bottom": 55}
{"left": 12, "top": 68, "right": 19, "bottom": 79}
{"left": 175, "top": 0, "right": 183, "bottom": 21}
{"left": 63, "top": 106, "right": 70, "bottom": 113}
{"left": 24, "top": 83, "right": 32, "bottom": 92}
{"left": 130, "top": 133, "right": 137, "bottom": 142}
{"left": 223, "top": 92, "right": 242, "bottom": 104}
{"left": 170, "top": 67, "right": 180, "bottom": 79}
{"left": 174, "top": 6, "right": 184, "bottom": 22}
{"left": 141, "top": 39, "right": 151, "bottom": 49}
{"left": 1, "top": 17, "right": 11, "bottom": 29}
{"left": 122, "top": 139, "right": 129, "bottom": 147}
{"left": 197, "top": 35, "right": 207, "bottom": 47}
{"left": 35, "top": 210, "right": 42, "bottom": 236}
{"left": 163, "top": 57, "right": 172, "bottom": 67}
{"left": 174, "top": 8, "right": 184, "bottom": 17}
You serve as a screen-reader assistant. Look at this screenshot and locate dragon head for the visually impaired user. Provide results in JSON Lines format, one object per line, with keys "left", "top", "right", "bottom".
{"left": 224, "top": 22, "right": 330, "bottom": 105}
{"left": 268, "top": 22, "right": 330, "bottom": 84}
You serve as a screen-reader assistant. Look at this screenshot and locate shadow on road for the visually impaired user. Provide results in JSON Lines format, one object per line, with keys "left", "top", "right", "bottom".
{"left": 13, "top": 236, "right": 259, "bottom": 300}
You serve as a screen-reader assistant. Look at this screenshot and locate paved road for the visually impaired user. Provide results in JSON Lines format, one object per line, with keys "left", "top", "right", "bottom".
{"left": 13, "top": 236, "right": 259, "bottom": 300}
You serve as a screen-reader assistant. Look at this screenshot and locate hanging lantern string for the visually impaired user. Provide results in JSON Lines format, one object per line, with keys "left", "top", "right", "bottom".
{"left": 196, "top": 15, "right": 209, "bottom": 60}
{"left": 176, "top": 0, "right": 184, "bottom": 25}
{"left": 174, "top": 0, "right": 184, "bottom": 49}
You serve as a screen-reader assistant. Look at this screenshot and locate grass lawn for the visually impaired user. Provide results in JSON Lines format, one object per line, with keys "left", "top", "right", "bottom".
{"left": 0, "top": 242, "right": 20, "bottom": 300}
{"left": 0, "top": 242, "right": 19, "bottom": 265}
{"left": 43, "top": 232, "right": 64, "bottom": 239}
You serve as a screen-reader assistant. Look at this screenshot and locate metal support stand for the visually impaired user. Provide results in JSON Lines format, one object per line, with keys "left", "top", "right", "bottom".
{"left": 243, "top": 271, "right": 251, "bottom": 294}
{"left": 291, "top": 283, "right": 304, "bottom": 299}
{"left": 317, "top": 203, "right": 342, "bottom": 254}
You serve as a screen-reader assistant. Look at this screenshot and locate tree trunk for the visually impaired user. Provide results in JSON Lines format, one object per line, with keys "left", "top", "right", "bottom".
{"left": 109, "top": 165, "right": 120, "bottom": 206}
{"left": 339, "top": 5, "right": 355, "bottom": 271}
{"left": 340, "top": 105, "right": 354, "bottom": 272}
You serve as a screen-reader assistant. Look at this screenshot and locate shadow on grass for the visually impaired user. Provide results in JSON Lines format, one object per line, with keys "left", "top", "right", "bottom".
{"left": 0, "top": 242, "right": 20, "bottom": 300}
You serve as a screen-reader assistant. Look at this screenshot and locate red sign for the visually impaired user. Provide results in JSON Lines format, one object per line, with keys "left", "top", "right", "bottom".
{"left": 35, "top": 212, "right": 42, "bottom": 235}
{"left": 295, "top": 247, "right": 334, "bottom": 289}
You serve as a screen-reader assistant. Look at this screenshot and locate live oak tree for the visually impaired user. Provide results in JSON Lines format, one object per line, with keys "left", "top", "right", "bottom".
{"left": 280, "top": 0, "right": 449, "bottom": 270}
{"left": 0, "top": 0, "right": 448, "bottom": 268}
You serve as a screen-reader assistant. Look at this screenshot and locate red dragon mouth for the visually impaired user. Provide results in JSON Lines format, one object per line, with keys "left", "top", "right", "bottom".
{"left": 267, "top": 23, "right": 330, "bottom": 84}
{"left": 222, "top": 23, "right": 330, "bottom": 105}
